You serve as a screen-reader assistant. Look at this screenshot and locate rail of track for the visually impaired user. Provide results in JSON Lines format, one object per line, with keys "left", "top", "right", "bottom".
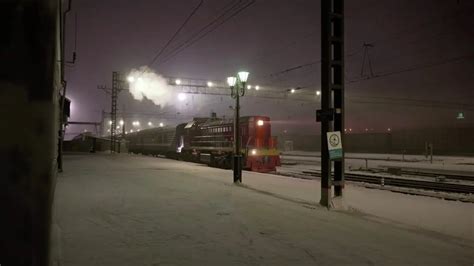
{"left": 299, "top": 170, "right": 474, "bottom": 194}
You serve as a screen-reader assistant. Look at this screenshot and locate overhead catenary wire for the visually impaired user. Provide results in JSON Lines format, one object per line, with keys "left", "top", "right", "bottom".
{"left": 157, "top": 0, "right": 256, "bottom": 65}
{"left": 148, "top": 0, "right": 204, "bottom": 67}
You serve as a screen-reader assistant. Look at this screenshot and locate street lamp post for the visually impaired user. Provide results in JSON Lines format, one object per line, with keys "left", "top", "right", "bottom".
{"left": 227, "top": 71, "right": 249, "bottom": 183}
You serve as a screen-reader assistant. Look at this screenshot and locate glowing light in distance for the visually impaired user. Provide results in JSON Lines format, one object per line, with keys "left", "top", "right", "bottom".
{"left": 178, "top": 93, "right": 187, "bottom": 101}
{"left": 238, "top": 71, "right": 249, "bottom": 82}
{"left": 349, "top": 128, "right": 352, "bottom": 132}
{"left": 227, "top": 76, "right": 237, "bottom": 87}
{"left": 207, "top": 81, "right": 213, "bottom": 87}
{"left": 387, "top": 128, "right": 391, "bottom": 132}
{"left": 316, "top": 90, "right": 321, "bottom": 96}
{"left": 290, "top": 88, "right": 295, "bottom": 93}
{"left": 119, "top": 120, "right": 124, "bottom": 126}
{"left": 159, "top": 122, "right": 164, "bottom": 127}
{"left": 175, "top": 79, "right": 181, "bottom": 85}
{"left": 116, "top": 126, "right": 120, "bottom": 129}
{"left": 251, "top": 149, "right": 257, "bottom": 155}
{"left": 148, "top": 122, "right": 153, "bottom": 126}
{"left": 127, "top": 76, "right": 135, "bottom": 83}
{"left": 133, "top": 121, "right": 140, "bottom": 127}
{"left": 255, "top": 85, "right": 260, "bottom": 90}
{"left": 247, "top": 85, "right": 252, "bottom": 89}
{"left": 130, "top": 129, "right": 134, "bottom": 133}
{"left": 108, "top": 120, "right": 112, "bottom": 125}
{"left": 257, "top": 120, "right": 264, "bottom": 126}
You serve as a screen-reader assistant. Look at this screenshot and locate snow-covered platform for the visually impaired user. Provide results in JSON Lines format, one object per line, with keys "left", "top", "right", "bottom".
{"left": 52, "top": 154, "right": 473, "bottom": 265}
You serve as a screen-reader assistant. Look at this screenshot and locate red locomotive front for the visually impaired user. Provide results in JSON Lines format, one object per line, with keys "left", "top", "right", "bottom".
{"left": 242, "top": 116, "right": 281, "bottom": 172}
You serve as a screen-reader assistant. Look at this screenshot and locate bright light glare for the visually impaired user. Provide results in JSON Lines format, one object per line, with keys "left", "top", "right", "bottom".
{"left": 247, "top": 85, "right": 252, "bottom": 89}
{"left": 207, "top": 81, "right": 213, "bottom": 87}
{"left": 175, "top": 79, "right": 181, "bottom": 85}
{"left": 316, "top": 90, "right": 321, "bottom": 96}
{"left": 227, "top": 76, "right": 237, "bottom": 87}
{"left": 148, "top": 122, "right": 153, "bottom": 126}
{"left": 119, "top": 120, "right": 124, "bottom": 126}
{"left": 130, "top": 129, "right": 134, "bottom": 133}
{"left": 251, "top": 149, "right": 257, "bottom": 155}
{"left": 133, "top": 121, "right": 140, "bottom": 127}
{"left": 178, "top": 93, "right": 187, "bottom": 101}
{"left": 238, "top": 71, "right": 249, "bottom": 82}
{"left": 290, "top": 88, "right": 295, "bottom": 93}
{"left": 127, "top": 76, "right": 135, "bottom": 83}
{"left": 108, "top": 120, "right": 112, "bottom": 125}
{"left": 257, "top": 120, "right": 264, "bottom": 126}
{"left": 159, "top": 122, "right": 164, "bottom": 127}
{"left": 255, "top": 85, "right": 260, "bottom": 90}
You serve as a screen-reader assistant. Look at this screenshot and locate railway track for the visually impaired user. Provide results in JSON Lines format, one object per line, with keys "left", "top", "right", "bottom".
{"left": 299, "top": 170, "right": 474, "bottom": 195}
{"left": 398, "top": 170, "right": 474, "bottom": 182}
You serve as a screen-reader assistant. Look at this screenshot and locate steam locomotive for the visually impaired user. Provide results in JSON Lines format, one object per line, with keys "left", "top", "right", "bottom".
{"left": 125, "top": 115, "right": 281, "bottom": 172}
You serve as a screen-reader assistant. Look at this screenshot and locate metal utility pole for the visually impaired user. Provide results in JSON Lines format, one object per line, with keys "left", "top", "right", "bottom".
{"left": 361, "top": 42, "right": 375, "bottom": 78}
{"left": 110, "top": 72, "right": 119, "bottom": 153}
{"left": 98, "top": 71, "right": 124, "bottom": 153}
{"left": 317, "top": 0, "right": 345, "bottom": 208}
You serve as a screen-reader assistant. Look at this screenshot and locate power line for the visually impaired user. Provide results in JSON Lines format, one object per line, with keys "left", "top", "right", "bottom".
{"left": 158, "top": 0, "right": 256, "bottom": 65}
{"left": 347, "top": 53, "right": 474, "bottom": 84}
{"left": 155, "top": 0, "right": 245, "bottom": 65}
{"left": 148, "top": 0, "right": 204, "bottom": 67}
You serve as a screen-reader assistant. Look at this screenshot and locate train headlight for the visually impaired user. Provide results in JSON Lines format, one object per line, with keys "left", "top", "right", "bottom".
{"left": 251, "top": 149, "right": 257, "bottom": 155}
{"left": 257, "top": 120, "right": 264, "bottom": 126}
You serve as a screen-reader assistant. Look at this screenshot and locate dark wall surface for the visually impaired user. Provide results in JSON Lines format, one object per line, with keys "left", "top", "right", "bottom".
{"left": 278, "top": 127, "right": 474, "bottom": 156}
{"left": 0, "top": 1, "right": 60, "bottom": 265}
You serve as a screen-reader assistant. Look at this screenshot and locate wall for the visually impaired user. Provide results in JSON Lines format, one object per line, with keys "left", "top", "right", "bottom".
{"left": 278, "top": 127, "right": 474, "bottom": 155}
{"left": 0, "top": 1, "right": 60, "bottom": 265}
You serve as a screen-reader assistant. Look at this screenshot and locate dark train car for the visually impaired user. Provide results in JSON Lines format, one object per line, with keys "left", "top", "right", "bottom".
{"left": 125, "top": 115, "right": 281, "bottom": 172}
{"left": 127, "top": 127, "right": 177, "bottom": 156}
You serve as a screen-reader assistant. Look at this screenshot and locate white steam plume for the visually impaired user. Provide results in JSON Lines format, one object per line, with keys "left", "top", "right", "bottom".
{"left": 127, "top": 66, "right": 175, "bottom": 107}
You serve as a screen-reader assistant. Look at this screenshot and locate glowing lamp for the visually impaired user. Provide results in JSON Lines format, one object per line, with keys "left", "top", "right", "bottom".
{"left": 238, "top": 71, "right": 249, "bottom": 82}
{"left": 178, "top": 93, "right": 187, "bottom": 101}
{"left": 257, "top": 120, "right": 264, "bottom": 126}
{"left": 227, "top": 76, "right": 237, "bottom": 87}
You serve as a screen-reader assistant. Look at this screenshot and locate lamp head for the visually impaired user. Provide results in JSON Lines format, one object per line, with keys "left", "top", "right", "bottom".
{"left": 237, "top": 71, "right": 249, "bottom": 82}
{"left": 227, "top": 76, "right": 237, "bottom": 87}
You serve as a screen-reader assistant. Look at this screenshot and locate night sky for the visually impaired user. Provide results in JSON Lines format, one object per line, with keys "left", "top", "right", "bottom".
{"left": 65, "top": 0, "right": 474, "bottom": 137}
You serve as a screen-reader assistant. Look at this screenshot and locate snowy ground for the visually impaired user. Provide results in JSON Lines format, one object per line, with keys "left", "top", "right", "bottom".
{"left": 281, "top": 151, "right": 474, "bottom": 175}
{"left": 52, "top": 154, "right": 473, "bottom": 265}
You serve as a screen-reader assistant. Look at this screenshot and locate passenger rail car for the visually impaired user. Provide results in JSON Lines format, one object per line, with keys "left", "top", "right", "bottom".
{"left": 126, "top": 116, "right": 281, "bottom": 172}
